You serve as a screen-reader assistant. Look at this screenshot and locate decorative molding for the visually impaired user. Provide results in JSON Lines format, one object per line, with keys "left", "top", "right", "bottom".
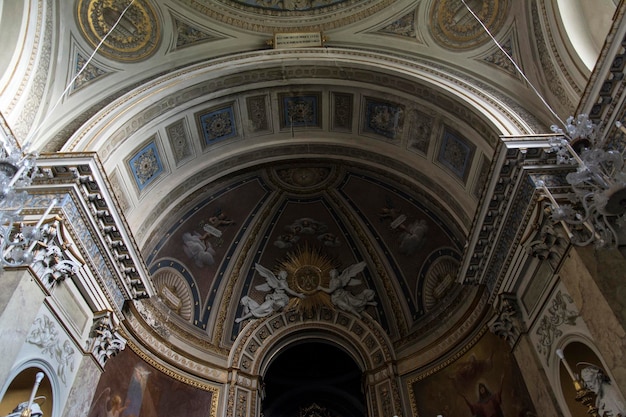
{"left": 227, "top": 308, "right": 398, "bottom": 417}
{"left": 525, "top": 216, "right": 567, "bottom": 266}
{"left": 376, "top": 8, "right": 418, "bottom": 39}
{"left": 437, "top": 127, "right": 476, "bottom": 183}
{"left": 278, "top": 93, "right": 321, "bottom": 129}
{"left": 178, "top": 0, "right": 397, "bottom": 33}
{"left": 11, "top": 0, "right": 52, "bottom": 140}
{"left": 530, "top": 1, "right": 574, "bottom": 114}
{"left": 481, "top": 35, "right": 518, "bottom": 77}
{"left": 534, "top": 289, "right": 579, "bottom": 364}
{"left": 68, "top": 53, "right": 516, "bottom": 157}
{"left": 245, "top": 95, "right": 271, "bottom": 133}
{"left": 537, "top": 0, "right": 584, "bottom": 97}
{"left": 472, "top": 153, "right": 491, "bottom": 199}
{"left": 128, "top": 139, "right": 164, "bottom": 192}
{"left": 108, "top": 168, "right": 132, "bottom": 213}
{"left": 70, "top": 51, "right": 109, "bottom": 92}
{"left": 196, "top": 103, "right": 239, "bottom": 145}
{"left": 577, "top": 0, "right": 626, "bottom": 124}
{"left": 406, "top": 108, "right": 434, "bottom": 156}
{"left": 269, "top": 164, "right": 335, "bottom": 193}
{"left": 331, "top": 92, "right": 353, "bottom": 132}
{"left": 460, "top": 144, "right": 552, "bottom": 293}
{"left": 230, "top": 309, "right": 395, "bottom": 375}
{"left": 133, "top": 299, "right": 171, "bottom": 339}
{"left": 166, "top": 119, "right": 195, "bottom": 166}
{"left": 125, "top": 303, "right": 229, "bottom": 380}
{"left": 173, "top": 18, "right": 223, "bottom": 50}
{"left": 152, "top": 269, "right": 194, "bottom": 322}
{"left": 126, "top": 339, "right": 221, "bottom": 417}
{"left": 362, "top": 97, "right": 404, "bottom": 140}
{"left": 488, "top": 292, "right": 524, "bottom": 348}
{"left": 31, "top": 219, "right": 83, "bottom": 292}
{"left": 34, "top": 154, "right": 153, "bottom": 308}
{"left": 26, "top": 314, "right": 76, "bottom": 385}
{"left": 86, "top": 311, "right": 127, "bottom": 368}
{"left": 76, "top": 0, "right": 161, "bottom": 62}
{"left": 429, "top": 0, "right": 510, "bottom": 50}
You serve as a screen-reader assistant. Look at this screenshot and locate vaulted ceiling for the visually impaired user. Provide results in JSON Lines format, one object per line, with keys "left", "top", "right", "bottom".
{"left": 1, "top": 0, "right": 611, "bottom": 370}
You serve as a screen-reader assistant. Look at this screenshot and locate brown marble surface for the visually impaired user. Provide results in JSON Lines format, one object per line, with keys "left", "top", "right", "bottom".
{"left": 559, "top": 247, "right": 626, "bottom": 395}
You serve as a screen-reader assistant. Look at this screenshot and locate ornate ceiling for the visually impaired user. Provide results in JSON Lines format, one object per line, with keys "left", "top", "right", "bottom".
{"left": 1, "top": 0, "right": 603, "bottom": 377}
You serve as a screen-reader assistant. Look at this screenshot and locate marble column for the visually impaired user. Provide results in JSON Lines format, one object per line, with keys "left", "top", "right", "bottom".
{"left": 513, "top": 334, "right": 565, "bottom": 417}
{"left": 0, "top": 270, "right": 46, "bottom": 386}
{"left": 61, "top": 356, "right": 102, "bottom": 417}
{"left": 559, "top": 247, "right": 626, "bottom": 395}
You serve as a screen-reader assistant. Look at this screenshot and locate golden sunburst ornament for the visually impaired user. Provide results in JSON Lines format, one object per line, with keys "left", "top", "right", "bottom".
{"left": 279, "top": 246, "right": 337, "bottom": 315}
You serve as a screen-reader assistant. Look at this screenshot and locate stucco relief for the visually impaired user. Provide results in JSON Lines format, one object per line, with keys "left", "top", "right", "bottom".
{"left": 26, "top": 315, "right": 76, "bottom": 385}
{"left": 179, "top": 0, "right": 397, "bottom": 32}
{"left": 77, "top": 0, "right": 161, "bottom": 62}
{"left": 429, "top": 0, "right": 510, "bottom": 50}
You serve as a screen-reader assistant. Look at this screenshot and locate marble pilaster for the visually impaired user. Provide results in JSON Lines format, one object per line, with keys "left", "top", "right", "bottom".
{"left": 0, "top": 270, "right": 46, "bottom": 386}
{"left": 60, "top": 356, "right": 101, "bottom": 417}
{"left": 513, "top": 334, "right": 565, "bottom": 417}
{"left": 559, "top": 247, "right": 626, "bottom": 395}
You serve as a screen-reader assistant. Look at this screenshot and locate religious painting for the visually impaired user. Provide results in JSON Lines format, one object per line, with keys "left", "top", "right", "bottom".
{"left": 87, "top": 348, "right": 216, "bottom": 417}
{"left": 410, "top": 331, "right": 536, "bottom": 417}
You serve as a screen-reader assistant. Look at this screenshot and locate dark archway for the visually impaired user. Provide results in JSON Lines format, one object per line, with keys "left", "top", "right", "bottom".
{"left": 262, "top": 342, "right": 366, "bottom": 417}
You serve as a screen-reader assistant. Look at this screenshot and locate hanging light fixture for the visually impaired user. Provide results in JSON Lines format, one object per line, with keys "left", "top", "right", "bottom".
{"left": 0, "top": 1, "right": 139, "bottom": 274}
{"left": 0, "top": 120, "right": 56, "bottom": 273}
{"left": 536, "top": 114, "right": 626, "bottom": 248}
{"left": 459, "top": 0, "right": 626, "bottom": 249}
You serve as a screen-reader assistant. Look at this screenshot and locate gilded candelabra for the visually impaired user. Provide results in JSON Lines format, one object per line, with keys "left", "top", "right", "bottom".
{"left": 556, "top": 349, "right": 599, "bottom": 417}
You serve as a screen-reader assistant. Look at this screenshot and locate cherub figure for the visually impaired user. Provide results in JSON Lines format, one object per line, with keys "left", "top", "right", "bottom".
{"left": 317, "top": 261, "right": 377, "bottom": 317}
{"left": 182, "top": 231, "right": 216, "bottom": 267}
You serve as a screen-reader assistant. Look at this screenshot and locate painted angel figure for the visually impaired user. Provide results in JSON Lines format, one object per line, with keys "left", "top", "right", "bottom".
{"left": 317, "top": 261, "right": 377, "bottom": 317}
{"left": 235, "top": 263, "right": 304, "bottom": 323}
{"left": 86, "top": 387, "right": 129, "bottom": 417}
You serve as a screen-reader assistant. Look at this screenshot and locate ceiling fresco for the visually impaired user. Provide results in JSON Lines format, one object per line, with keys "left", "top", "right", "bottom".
{"left": 224, "top": 0, "right": 350, "bottom": 11}
{"left": 146, "top": 161, "right": 465, "bottom": 344}
{"left": 177, "top": 0, "right": 398, "bottom": 32}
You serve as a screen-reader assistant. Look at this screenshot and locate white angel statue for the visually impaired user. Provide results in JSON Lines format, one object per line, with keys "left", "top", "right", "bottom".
{"left": 235, "top": 295, "right": 277, "bottom": 323}
{"left": 317, "top": 261, "right": 377, "bottom": 317}
{"left": 580, "top": 365, "right": 625, "bottom": 417}
{"left": 235, "top": 263, "right": 304, "bottom": 323}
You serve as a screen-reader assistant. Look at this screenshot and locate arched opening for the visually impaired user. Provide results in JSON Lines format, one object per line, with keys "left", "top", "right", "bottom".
{"left": 0, "top": 367, "right": 52, "bottom": 417}
{"left": 261, "top": 341, "right": 366, "bottom": 417}
{"left": 558, "top": 341, "right": 626, "bottom": 417}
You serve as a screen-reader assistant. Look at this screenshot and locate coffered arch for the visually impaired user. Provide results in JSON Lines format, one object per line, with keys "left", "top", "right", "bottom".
{"left": 227, "top": 309, "right": 399, "bottom": 417}
{"left": 60, "top": 49, "right": 543, "bottom": 246}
